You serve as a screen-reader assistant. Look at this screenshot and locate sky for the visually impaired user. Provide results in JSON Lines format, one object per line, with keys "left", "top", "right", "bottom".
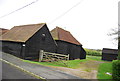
{"left": 0, "top": 0, "right": 119, "bottom": 49}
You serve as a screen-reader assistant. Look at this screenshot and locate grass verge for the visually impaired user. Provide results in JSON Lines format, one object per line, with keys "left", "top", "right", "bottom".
{"left": 97, "top": 62, "right": 112, "bottom": 79}
{"left": 23, "top": 59, "right": 87, "bottom": 69}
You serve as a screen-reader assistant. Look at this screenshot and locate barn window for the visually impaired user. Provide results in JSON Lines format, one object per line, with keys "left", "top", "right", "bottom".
{"left": 42, "top": 33, "right": 46, "bottom": 40}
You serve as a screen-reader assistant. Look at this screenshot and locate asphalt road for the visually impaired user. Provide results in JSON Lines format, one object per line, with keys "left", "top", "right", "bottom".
{"left": 2, "top": 61, "right": 37, "bottom": 79}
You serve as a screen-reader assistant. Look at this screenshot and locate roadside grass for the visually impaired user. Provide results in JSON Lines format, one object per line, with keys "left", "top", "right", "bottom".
{"left": 97, "top": 62, "right": 112, "bottom": 79}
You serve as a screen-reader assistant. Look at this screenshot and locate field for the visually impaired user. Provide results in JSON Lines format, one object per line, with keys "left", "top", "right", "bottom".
{"left": 23, "top": 55, "right": 112, "bottom": 79}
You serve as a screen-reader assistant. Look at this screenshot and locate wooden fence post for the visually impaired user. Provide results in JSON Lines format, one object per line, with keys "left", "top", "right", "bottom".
{"left": 68, "top": 54, "right": 69, "bottom": 60}
{"left": 39, "top": 50, "right": 44, "bottom": 62}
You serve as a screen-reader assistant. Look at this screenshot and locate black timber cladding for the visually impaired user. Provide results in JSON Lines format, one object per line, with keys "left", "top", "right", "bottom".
{"left": 1, "top": 23, "right": 57, "bottom": 59}
{"left": 25, "top": 24, "right": 57, "bottom": 59}
{"left": 102, "top": 48, "right": 118, "bottom": 61}
{"left": 55, "top": 40, "right": 86, "bottom": 60}
{"left": 51, "top": 27, "right": 86, "bottom": 60}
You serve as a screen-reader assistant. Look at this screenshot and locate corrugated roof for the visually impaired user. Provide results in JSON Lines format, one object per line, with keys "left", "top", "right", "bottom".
{"left": 0, "top": 23, "right": 46, "bottom": 42}
{"left": 51, "top": 27, "right": 82, "bottom": 45}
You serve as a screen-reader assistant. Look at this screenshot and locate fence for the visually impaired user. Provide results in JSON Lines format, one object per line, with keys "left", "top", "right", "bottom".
{"left": 39, "top": 50, "right": 69, "bottom": 62}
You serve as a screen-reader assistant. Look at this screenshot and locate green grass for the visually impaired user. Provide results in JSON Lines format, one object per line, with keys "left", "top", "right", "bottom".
{"left": 86, "top": 55, "right": 102, "bottom": 61}
{"left": 97, "top": 62, "right": 112, "bottom": 79}
{"left": 23, "top": 59, "right": 87, "bottom": 69}
{"left": 23, "top": 55, "right": 104, "bottom": 69}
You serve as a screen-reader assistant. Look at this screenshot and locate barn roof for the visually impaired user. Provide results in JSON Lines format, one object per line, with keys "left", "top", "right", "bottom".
{"left": 102, "top": 48, "right": 118, "bottom": 55}
{"left": 0, "top": 23, "right": 46, "bottom": 42}
{"left": 0, "top": 28, "right": 9, "bottom": 36}
{"left": 51, "top": 27, "right": 82, "bottom": 45}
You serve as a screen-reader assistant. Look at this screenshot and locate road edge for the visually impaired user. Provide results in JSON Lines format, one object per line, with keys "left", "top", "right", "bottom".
{"left": 0, "top": 58, "right": 46, "bottom": 80}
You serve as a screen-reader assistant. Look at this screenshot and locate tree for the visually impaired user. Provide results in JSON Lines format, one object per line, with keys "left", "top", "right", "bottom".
{"left": 109, "top": 26, "right": 120, "bottom": 60}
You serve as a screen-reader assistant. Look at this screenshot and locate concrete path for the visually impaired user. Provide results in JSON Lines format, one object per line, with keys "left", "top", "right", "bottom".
{"left": 0, "top": 52, "right": 82, "bottom": 79}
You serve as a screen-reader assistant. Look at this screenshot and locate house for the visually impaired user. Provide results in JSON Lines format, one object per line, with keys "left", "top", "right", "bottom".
{"left": 102, "top": 48, "right": 118, "bottom": 61}
{"left": 51, "top": 27, "right": 86, "bottom": 60}
{"left": 0, "top": 23, "right": 57, "bottom": 60}
{"left": 0, "top": 28, "right": 9, "bottom": 36}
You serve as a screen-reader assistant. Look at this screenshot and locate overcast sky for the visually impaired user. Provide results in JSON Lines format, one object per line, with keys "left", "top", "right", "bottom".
{"left": 0, "top": 0, "right": 119, "bottom": 49}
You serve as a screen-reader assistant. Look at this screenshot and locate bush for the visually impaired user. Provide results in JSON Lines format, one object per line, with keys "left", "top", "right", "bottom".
{"left": 112, "top": 60, "right": 120, "bottom": 81}
{"left": 85, "top": 49, "right": 102, "bottom": 56}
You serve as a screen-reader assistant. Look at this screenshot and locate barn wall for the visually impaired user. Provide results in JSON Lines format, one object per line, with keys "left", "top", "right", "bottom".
{"left": 102, "top": 48, "right": 118, "bottom": 61}
{"left": 25, "top": 25, "right": 57, "bottom": 59}
{"left": 102, "top": 53, "right": 118, "bottom": 61}
{"left": 80, "top": 47, "right": 86, "bottom": 59}
{"left": 55, "top": 40, "right": 83, "bottom": 60}
{"left": 1, "top": 41, "right": 22, "bottom": 58}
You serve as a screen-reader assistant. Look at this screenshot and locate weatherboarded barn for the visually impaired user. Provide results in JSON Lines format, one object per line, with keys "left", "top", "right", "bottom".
{"left": 102, "top": 48, "right": 118, "bottom": 61}
{"left": 51, "top": 27, "right": 86, "bottom": 60}
{"left": 0, "top": 23, "right": 57, "bottom": 59}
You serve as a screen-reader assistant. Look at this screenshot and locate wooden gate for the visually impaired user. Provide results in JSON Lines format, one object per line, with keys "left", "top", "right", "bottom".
{"left": 39, "top": 50, "right": 69, "bottom": 62}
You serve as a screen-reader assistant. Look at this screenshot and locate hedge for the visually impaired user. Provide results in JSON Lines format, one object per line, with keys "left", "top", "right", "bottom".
{"left": 112, "top": 60, "right": 120, "bottom": 81}
{"left": 85, "top": 49, "right": 102, "bottom": 56}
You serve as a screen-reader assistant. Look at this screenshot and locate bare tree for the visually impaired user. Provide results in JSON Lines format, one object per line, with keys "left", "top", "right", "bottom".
{"left": 108, "top": 25, "right": 120, "bottom": 60}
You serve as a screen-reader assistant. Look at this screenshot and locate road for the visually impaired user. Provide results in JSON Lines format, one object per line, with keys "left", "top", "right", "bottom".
{"left": 2, "top": 61, "right": 37, "bottom": 79}
{"left": 1, "top": 52, "right": 81, "bottom": 79}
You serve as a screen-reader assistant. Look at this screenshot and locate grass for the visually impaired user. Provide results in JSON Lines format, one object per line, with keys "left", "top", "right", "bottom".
{"left": 85, "top": 48, "right": 102, "bottom": 56}
{"left": 86, "top": 55, "right": 102, "bottom": 61}
{"left": 23, "top": 55, "right": 104, "bottom": 69}
{"left": 23, "top": 59, "right": 87, "bottom": 69}
{"left": 97, "top": 62, "right": 112, "bottom": 79}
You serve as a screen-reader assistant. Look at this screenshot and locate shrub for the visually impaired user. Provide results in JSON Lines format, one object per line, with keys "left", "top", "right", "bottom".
{"left": 85, "top": 49, "right": 102, "bottom": 56}
{"left": 112, "top": 60, "right": 120, "bottom": 81}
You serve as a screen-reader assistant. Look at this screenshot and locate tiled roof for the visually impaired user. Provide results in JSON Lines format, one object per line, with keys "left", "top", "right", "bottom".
{"left": 51, "top": 27, "right": 82, "bottom": 45}
{"left": 0, "top": 23, "right": 46, "bottom": 42}
{"left": 0, "top": 28, "right": 9, "bottom": 35}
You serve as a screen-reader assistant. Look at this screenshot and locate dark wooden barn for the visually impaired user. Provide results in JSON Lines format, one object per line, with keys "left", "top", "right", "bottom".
{"left": 102, "top": 48, "right": 118, "bottom": 61}
{"left": 0, "top": 23, "right": 57, "bottom": 60}
{"left": 51, "top": 27, "right": 86, "bottom": 60}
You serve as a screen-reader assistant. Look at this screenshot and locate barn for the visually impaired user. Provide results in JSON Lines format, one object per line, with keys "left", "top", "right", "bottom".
{"left": 51, "top": 27, "right": 86, "bottom": 60}
{"left": 102, "top": 48, "right": 118, "bottom": 61}
{"left": 0, "top": 23, "right": 57, "bottom": 60}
